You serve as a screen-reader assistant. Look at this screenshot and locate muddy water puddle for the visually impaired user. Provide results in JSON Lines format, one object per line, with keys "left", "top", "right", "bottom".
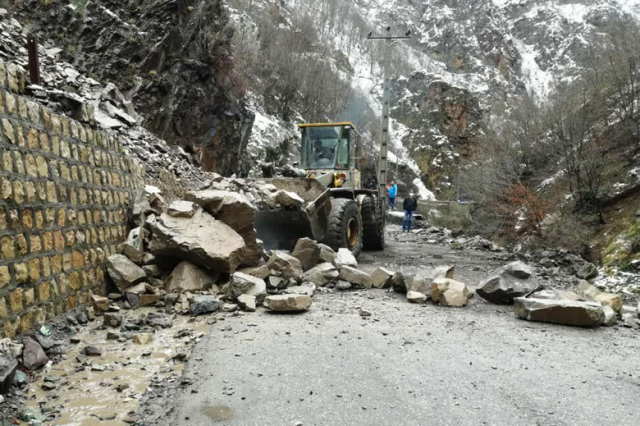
{"left": 24, "top": 309, "right": 209, "bottom": 425}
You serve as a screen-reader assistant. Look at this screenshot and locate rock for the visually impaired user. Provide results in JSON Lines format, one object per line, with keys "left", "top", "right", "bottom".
{"left": 407, "top": 291, "right": 427, "bottom": 303}
{"left": 576, "top": 280, "right": 602, "bottom": 301}
{"left": 13, "top": 370, "right": 27, "bottom": 387}
{"left": 391, "top": 272, "right": 406, "bottom": 293}
{"left": 145, "top": 312, "right": 173, "bottom": 328}
{"left": 274, "top": 190, "right": 304, "bottom": 208}
{"left": 338, "top": 266, "right": 371, "bottom": 288}
{"left": 603, "top": 306, "right": 617, "bottom": 326}
{"left": 126, "top": 282, "right": 148, "bottom": 294}
{"left": 503, "top": 261, "right": 532, "bottom": 279}
{"left": 124, "top": 292, "right": 140, "bottom": 309}
{"left": 576, "top": 263, "right": 598, "bottom": 280}
{"left": 477, "top": 266, "right": 538, "bottom": 305}
{"left": 190, "top": 296, "right": 222, "bottom": 316}
{"left": 292, "top": 238, "right": 321, "bottom": 271}
{"left": 91, "top": 294, "right": 110, "bottom": 312}
{"left": 301, "top": 263, "right": 339, "bottom": 286}
{"left": 237, "top": 294, "right": 257, "bottom": 312}
{"left": 84, "top": 346, "right": 102, "bottom": 357}
{"left": 186, "top": 190, "right": 262, "bottom": 266}
{"left": 264, "top": 295, "right": 312, "bottom": 312}
{"left": 240, "top": 265, "right": 271, "bottom": 280}
{"left": 431, "top": 278, "right": 471, "bottom": 307}
{"left": 148, "top": 210, "right": 247, "bottom": 274}
{"left": 621, "top": 313, "right": 640, "bottom": 329}
{"left": 22, "top": 337, "right": 49, "bottom": 370}
{"left": 0, "top": 355, "right": 17, "bottom": 394}
{"left": 105, "top": 254, "right": 146, "bottom": 293}
{"left": 267, "top": 276, "right": 287, "bottom": 290}
{"left": 228, "top": 272, "right": 267, "bottom": 304}
{"left": 407, "top": 265, "right": 454, "bottom": 295}
{"left": 167, "top": 200, "right": 197, "bottom": 218}
{"left": 638, "top": 300, "right": 640, "bottom": 319}
{"left": 620, "top": 305, "right": 637, "bottom": 316}
{"left": 106, "top": 332, "right": 120, "bottom": 341}
{"left": 336, "top": 280, "right": 352, "bottom": 291}
{"left": 222, "top": 303, "right": 238, "bottom": 313}
{"left": 318, "top": 244, "right": 337, "bottom": 263}
{"left": 165, "top": 261, "right": 217, "bottom": 293}
{"left": 142, "top": 265, "right": 162, "bottom": 278}
{"left": 358, "top": 308, "right": 372, "bottom": 317}
{"left": 594, "top": 293, "right": 622, "bottom": 313}
{"left": 370, "top": 267, "right": 394, "bottom": 289}
{"left": 284, "top": 283, "right": 316, "bottom": 296}
{"left": 117, "top": 383, "right": 130, "bottom": 393}
{"left": 103, "top": 313, "right": 123, "bottom": 328}
{"left": 122, "top": 227, "right": 144, "bottom": 263}
{"left": 265, "top": 251, "right": 303, "bottom": 281}
{"left": 139, "top": 294, "right": 161, "bottom": 307}
{"left": 133, "top": 334, "right": 154, "bottom": 345}
{"left": 514, "top": 298, "right": 605, "bottom": 327}
{"left": 333, "top": 248, "right": 357, "bottom": 268}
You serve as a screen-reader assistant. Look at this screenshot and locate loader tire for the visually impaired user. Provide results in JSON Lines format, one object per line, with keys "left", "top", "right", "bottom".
{"left": 361, "top": 195, "right": 385, "bottom": 251}
{"left": 323, "top": 198, "right": 363, "bottom": 257}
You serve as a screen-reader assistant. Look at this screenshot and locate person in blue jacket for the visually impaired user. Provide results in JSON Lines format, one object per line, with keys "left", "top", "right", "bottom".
{"left": 387, "top": 180, "right": 398, "bottom": 210}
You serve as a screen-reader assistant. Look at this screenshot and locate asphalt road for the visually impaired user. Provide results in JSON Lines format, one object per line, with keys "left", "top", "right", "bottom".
{"left": 161, "top": 239, "right": 640, "bottom": 426}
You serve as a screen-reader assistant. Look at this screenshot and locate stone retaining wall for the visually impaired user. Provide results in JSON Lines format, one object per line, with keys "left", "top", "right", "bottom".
{"left": 0, "top": 59, "right": 145, "bottom": 337}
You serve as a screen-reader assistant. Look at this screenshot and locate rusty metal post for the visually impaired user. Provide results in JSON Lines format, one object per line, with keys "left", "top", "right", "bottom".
{"left": 27, "top": 33, "right": 40, "bottom": 85}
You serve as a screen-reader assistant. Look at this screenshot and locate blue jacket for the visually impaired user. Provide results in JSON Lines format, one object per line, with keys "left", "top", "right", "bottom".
{"left": 388, "top": 184, "right": 397, "bottom": 198}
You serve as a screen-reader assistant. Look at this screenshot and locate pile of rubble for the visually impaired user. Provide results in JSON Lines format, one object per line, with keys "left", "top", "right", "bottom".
{"left": 0, "top": 13, "right": 212, "bottom": 189}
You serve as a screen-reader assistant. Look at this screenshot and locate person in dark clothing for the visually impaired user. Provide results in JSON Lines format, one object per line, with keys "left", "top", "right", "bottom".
{"left": 402, "top": 192, "right": 418, "bottom": 232}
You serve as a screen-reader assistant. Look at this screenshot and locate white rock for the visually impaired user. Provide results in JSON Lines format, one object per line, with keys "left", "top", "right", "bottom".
{"left": 333, "top": 248, "right": 357, "bottom": 268}
{"left": 167, "top": 200, "right": 197, "bottom": 218}
{"left": 603, "top": 306, "right": 617, "bottom": 326}
{"left": 338, "top": 266, "right": 371, "bottom": 288}
{"left": 237, "top": 294, "right": 257, "bottom": 312}
{"left": 264, "top": 295, "right": 312, "bottom": 312}
{"left": 407, "top": 291, "right": 427, "bottom": 303}
{"left": 370, "top": 267, "right": 394, "bottom": 289}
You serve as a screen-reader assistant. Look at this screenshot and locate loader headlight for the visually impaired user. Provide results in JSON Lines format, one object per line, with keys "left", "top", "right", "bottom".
{"left": 334, "top": 172, "right": 347, "bottom": 188}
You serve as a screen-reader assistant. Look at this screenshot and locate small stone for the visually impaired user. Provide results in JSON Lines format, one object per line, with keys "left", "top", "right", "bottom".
{"left": 84, "top": 346, "right": 102, "bottom": 356}
{"left": 264, "top": 295, "right": 312, "bottom": 312}
{"left": 335, "top": 280, "right": 351, "bottom": 291}
{"left": 190, "top": 296, "right": 221, "bottom": 316}
{"left": 237, "top": 294, "right": 257, "bottom": 312}
{"left": 133, "top": 334, "right": 154, "bottom": 345}
{"left": 407, "top": 291, "right": 427, "bottom": 303}
{"left": 106, "top": 332, "right": 120, "bottom": 340}
{"left": 117, "top": 383, "right": 130, "bottom": 393}
{"left": 358, "top": 308, "right": 372, "bottom": 317}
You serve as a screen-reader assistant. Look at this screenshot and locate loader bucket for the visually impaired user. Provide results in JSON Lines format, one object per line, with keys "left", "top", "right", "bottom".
{"left": 255, "top": 178, "right": 332, "bottom": 251}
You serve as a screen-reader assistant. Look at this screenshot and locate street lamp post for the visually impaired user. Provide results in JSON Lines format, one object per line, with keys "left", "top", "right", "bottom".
{"left": 366, "top": 28, "right": 411, "bottom": 202}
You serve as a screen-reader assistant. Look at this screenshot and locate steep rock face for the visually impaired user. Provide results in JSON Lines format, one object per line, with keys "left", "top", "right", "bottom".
{"left": 18, "top": 0, "right": 253, "bottom": 176}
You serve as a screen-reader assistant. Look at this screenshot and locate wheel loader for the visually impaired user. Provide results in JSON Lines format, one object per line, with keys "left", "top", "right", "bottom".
{"left": 255, "top": 122, "right": 386, "bottom": 257}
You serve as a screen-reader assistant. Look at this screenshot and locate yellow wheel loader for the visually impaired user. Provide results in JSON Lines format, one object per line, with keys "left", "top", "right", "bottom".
{"left": 255, "top": 122, "right": 386, "bottom": 257}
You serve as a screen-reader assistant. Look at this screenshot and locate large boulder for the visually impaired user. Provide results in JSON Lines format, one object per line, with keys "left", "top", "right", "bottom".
{"left": 338, "top": 266, "right": 371, "bottom": 288}
{"left": 265, "top": 252, "right": 303, "bottom": 281}
{"left": 318, "top": 244, "right": 337, "bottom": 264}
{"left": 514, "top": 297, "right": 605, "bottom": 327}
{"left": 186, "top": 190, "right": 262, "bottom": 266}
{"left": 333, "top": 248, "right": 357, "bottom": 268}
{"left": 292, "top": 238, "right": 321, "bottom": 271}
{"left": 228, "top": 272, "right": 267, "bottom": 304}
{"left": 476, "top": 262, "right": 538, "bottom": 304}
{"left": 165, "top": 261, "right": 217, "bottom": 293}
{"left": 301, "top": 263, "right": 339, "bottom": 286}
{"left": 431, "top": 279, "right": 471, "bottom": 307}
{"left": 370, "top": 267, "right": 394, "bottom": 289}
{"left": 264, "top": 295, "right": 312, "bottom": 312}
{"left": 105, "top": 254, "right": 146, "bottom": 293}
{"left": 148, "top": 209, "right": 247, "bottom": 274}
{"left": 407, "top": 265, "right": 454, "bottom": 295}
{"left": 0, "top": 355, "right": 17, "bottom": 394}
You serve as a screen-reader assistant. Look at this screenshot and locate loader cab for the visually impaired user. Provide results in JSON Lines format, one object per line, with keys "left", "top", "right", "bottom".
{"left": 299, "top": 122, "right": 357, "bottom": 171}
